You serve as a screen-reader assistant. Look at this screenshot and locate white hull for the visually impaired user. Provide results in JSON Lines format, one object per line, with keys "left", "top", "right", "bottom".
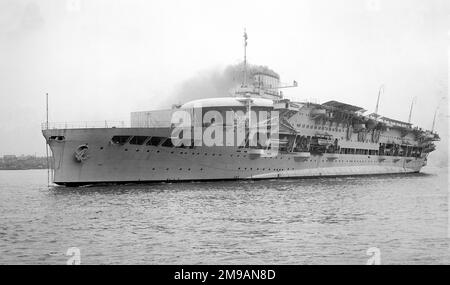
{"left": 43, "top": 128, "right": 425, "bottom": 186}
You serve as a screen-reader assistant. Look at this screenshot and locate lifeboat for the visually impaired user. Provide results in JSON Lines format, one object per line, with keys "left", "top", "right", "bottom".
{"left": 326, "top": 153, "right": 339, "bottom": 160}
{"left": 248, "top": 149, "right": 265, "bottom": 159}
{"left": 365, "top": 119, "right": 377, "bottom": 129}
{"left": 378, "top": 156, "right": 387, "bottom": 162}
{"left": 353, "top": 123, "right": 366, "bottom": 131}
{"left": 311, "top": 108, "right": 326, "bottom": 115}
{"left": 311, "top": 108, "right": 327, "bottom": 119}
{"left": 293, "top": 152, "right": 311, "bottom": 162}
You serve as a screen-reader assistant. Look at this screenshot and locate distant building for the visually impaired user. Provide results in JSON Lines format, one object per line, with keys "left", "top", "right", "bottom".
{"left": 3, "top": 155, "right": 17, "bottom": 163}
{"left": 17, "top": 155, "right": 33, "bottom": 161}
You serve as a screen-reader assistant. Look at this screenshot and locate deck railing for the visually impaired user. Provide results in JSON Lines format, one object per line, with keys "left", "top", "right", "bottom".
{"left": 41, "top": 121, "right": 131, "bottom": 130}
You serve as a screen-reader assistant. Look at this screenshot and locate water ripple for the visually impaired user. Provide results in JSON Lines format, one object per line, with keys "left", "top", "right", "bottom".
{"left": 0, "top": 167, "right": 448, "bottom": 264}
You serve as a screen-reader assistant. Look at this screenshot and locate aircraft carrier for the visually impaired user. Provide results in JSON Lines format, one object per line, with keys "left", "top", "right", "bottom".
{"left": 42, "top": 35, "right": 440, "bottom": 186}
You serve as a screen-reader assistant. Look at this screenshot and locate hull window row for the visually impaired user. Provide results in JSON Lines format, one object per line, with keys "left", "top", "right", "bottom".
{"left": 49, "top": 136, "right": 65, "bottom": 141}
{"left": 147, "top": 136, "right": 164, "bottom": 146}
{"left": 111, "top": 136, "right": 131, "bottom": 145}
{"left": 161, "top": 138, "right": 174, "bottom": 147}
{"left": 111, "top": 136, "right": 178, "bottom": 148}
{"left": 340, "top": 148, "right": 378, "bottom": 155}
{"left": 129, "top": 136, "right": 148, "bottom": 145}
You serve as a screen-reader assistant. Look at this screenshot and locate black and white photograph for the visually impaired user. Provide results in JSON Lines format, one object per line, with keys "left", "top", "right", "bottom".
{"left": 0, "top": 0, "right": 449, "bottom": 270}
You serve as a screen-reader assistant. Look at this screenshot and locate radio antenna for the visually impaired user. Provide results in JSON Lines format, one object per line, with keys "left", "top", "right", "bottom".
{"left": 374, "top": 84, "right": 384, "bottom": 119}
{"left": 408, "top": 96, "right": 417, "bottom": 124}
{"left": 45, "top": 93, "right": 50, "bottom": 187}
{"left": 431, "top": 106, "right": 439, "bottom": 132}
{"left": 242, "top": 29, "right": 248, "bottom": 87}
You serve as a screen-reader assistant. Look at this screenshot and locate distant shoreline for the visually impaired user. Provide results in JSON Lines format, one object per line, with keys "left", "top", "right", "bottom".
{"left": 0, "top": 167, "right": 47, "bottom": 171}
{"left": 0, "top": 156, "right": 48, "bottom": 171}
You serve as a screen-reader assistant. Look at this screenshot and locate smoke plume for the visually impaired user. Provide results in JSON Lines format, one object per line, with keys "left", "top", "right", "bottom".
{"left": 168, "top": 63, "right": 279, "bottom": 106}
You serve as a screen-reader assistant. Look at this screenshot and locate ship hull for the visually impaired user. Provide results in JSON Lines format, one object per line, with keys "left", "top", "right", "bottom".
{"left": 43, "top": 128, "right": 426, "bottom": 186}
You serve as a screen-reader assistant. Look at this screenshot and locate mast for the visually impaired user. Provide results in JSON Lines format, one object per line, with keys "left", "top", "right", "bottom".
{"left": 408, "top": 97, "right": 417, "bottom": 124}
{"left": 243, "top": 28, "right": 248, "bottom": 87}
{"left": 241, "top": 29, "right": 251, "bottom": 139}
{"left": 374, "top": 85, "right": 384, "bottom": 119}
{"left": 45, "top": 93, "right": 50, "bottom": 187}
{"left": 431, "top": 106, "right": 438, "bottom": 132}
{"left": 46, "top": 93, "right": 49, "bottom": 129}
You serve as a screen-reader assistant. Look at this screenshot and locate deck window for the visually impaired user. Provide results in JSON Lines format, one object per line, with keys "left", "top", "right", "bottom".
{"left": 111, "top": 136, "right": 131, "bottom": 145}
{"left": 146, "top": 136, "right": 164, "bottom": 146}
{"left": 161, "top": 138, "right": 174, "bottom": 147}
{"left": 49, "top": 136, "right": 65, "bottom": 141}
{"left": 129, "top": 136, "right": 148, "bottom": 145}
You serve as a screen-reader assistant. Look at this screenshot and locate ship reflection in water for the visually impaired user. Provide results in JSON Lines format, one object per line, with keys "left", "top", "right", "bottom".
{"left": 0, "top": 167, "right": 448, "bottom": 264}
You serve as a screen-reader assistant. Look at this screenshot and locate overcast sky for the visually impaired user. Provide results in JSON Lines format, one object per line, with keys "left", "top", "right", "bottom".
{"left": 0, "top": 0, "right": 448, "bottom": 158}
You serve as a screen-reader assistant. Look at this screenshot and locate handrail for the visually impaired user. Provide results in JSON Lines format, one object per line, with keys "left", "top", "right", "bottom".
{"left": 41, "top": 121, "right": 131, "bottom": 130}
